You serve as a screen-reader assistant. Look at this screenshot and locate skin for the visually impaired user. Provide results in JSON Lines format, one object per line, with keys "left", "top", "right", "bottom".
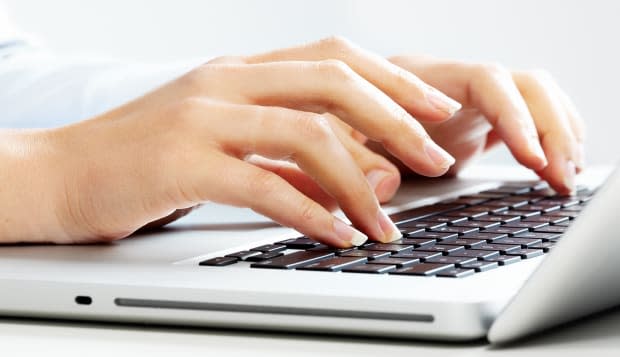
{"left": 0, "top": 37, "right": 584, "bottom": 248}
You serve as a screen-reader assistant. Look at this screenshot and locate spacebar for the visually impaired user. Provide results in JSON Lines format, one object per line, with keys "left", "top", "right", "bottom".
{"left": 389, "top": 204, "right": 466, "bottom": 224}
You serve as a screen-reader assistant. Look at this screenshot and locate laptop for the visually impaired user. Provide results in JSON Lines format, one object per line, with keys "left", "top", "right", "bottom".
{"left": 0, "top": 165, "right": 618, "bottom": 344}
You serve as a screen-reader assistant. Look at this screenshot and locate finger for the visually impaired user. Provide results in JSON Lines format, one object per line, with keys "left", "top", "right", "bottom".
{"left": 323, "top": 113, "right": 401, "bottom": 203}
{"left": 245, "top": 36, "right": 462, "bottom": 121}
{"left": 195, "top": 61, "right": 455, "bottom": 177}
{"left": 513, "top": 70, "right": 580, "bottom": 194}
{"left": 389, "top": 57, "right": 548, "bottom": 171}
{"left": 247, "top": 155, "right": 338, "bottom": 211}
{"left": 202, "top": 154, "right": 368, "bottom": 248}
{"left": 200, "top": 101, "right": 401, "bottom": 242}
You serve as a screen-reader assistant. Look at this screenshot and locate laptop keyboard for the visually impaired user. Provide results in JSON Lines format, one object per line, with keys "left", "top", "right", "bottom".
{"left": 199, "top": 181, "right": 594, "bottom": 278}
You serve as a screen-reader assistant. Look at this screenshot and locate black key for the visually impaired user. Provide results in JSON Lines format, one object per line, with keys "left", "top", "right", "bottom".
{"left": 494, "top": 210, "right": 540, "bottom": 218}
{"left": 426, "top": 216, "right": 469, "bottom": 224}
{"left": 389, "top": 263, "right": 454, "bottom": 276}
{"left": 514, "top": 231, "right": 561, "bottom": 241}
{"left": 390, "top": 203, "right": 467, "bottom": 224}
{"left": 409, "top": 231, "right": 459, "bottom": 242}
{"left": 361, "top": 243, "right": 414, "bottom": 253}
{"left": 482, "top": 186, "right": 531, "bottom": 195}
{"left": 519, "top": 204, "right": 555, "bottom": 212}
{"left": 562, "top": 205, "right": 584, "bottom": 212}
{"left": 437, "top": 268, "right": 476, "bottom": 278}
{"left": 530, "top": 241, "right": 556, "bottom": 252}
{"left": 441, "top": 238, "right": 486, "bottom": 248}
{"left": 460, "top": 261, "right": 499, "bottom": 272}
{"left": 472, "top": 244, "right": 521, "bottom": 254}
{"left": 251, "top": 251, "right": 335, "bottom": 269}
{"left": 534, "top": 226, "right": 567, "bottom": 234}
{"left": 462, "top": 232, "right": 509, "bottom": 242}
{"left": 398, "top": 220, "right": 447, "bottom": 230}
{"left": 430, "top": 226, "right": 480, "bottom": 235}
{"left": 369, "top": 257, "right": 420, "bottom": 268}
{"left": 503, "top": 221, "right": 549, "bottom": 230}
{"left": 506, "top": 248, "right": 544, "bottom": 259}
{"left": 391, "top": 238, "right": 436, "bottom": 247}
{"left": 554, "top": 221, "right": 570, "bottom": 227}
{"left": 443, "top": 211, "right": 489, "bottom": 219}
{"left": 522, "top": 215, "right": 569, "bottom": 225}
{"left": 450, "top": 197, "right": 491, "bottom": 205}
{"left": 475, "top": 215, "right": 520, "bottom": 223}
{"left": 245, "top": 251, "right": 285, "bottom": 262}
{"left": 342, "top": 264, "right": 396, "bottom": 274}
{"left": 280, "top": 237, "right": 321, "bottom": 249}
{"left": 482, "top": 226, "right": 529, "bottom": 236}
{"left": 425, "top": 255, "right": 477, "bottom": 266}
{"left": 339, "top": 250, "right": 391, "bottom": 260}
{"left": 416, "top": 245, "right": 465, "bottom": 255}
{"left": 546, "top": 211, "right": 579, "bottom": 219}
{"left": 250, "top": 244, "right": 287, "bottom": 253}
{"left": 399, "top": 227, "right": 426, "bottom": 236}
{"left": 485, "top": 200, "right": 523, "bottom": 208}
{"left": 493, "top": 237, "right": 542, "bottom": 247}
{"left": 486, "top": 255, "right": 521, "bottom": 265}
{"left": 452, "top": 221, "right": 500, "bottom": 229}
{"left": 460, "top": 193, "right": 508, "bottom": 199}
{"left": 451, "top": 250, "right": 499, "bottom": 260}
{"left": 392, "top": 251, "right": 443, "bottom": 260}
{"left": 199, "top": 256, "right": 238, "bottom": 266}
{"left": 297, "top": 256, "right": 367, "bottom": 271}
{"left": 307, "top": 245, "right": 356, "bottom": 254}
{"left": 225, "top": 250, "right": 263, "bottom": 260}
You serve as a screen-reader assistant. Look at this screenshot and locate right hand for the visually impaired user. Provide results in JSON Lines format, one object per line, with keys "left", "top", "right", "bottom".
{"left": 14, "top": 37, "right": 463, "bottom": 247}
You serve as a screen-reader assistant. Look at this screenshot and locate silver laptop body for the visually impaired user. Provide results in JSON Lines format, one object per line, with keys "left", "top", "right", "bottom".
{"left": 0, "top": 166, "right": 617, "bottom": 344}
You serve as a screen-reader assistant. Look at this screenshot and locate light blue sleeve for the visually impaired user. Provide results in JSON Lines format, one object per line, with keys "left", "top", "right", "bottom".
{"left": 0, "top": 47, "right": 205, "bottom": 128}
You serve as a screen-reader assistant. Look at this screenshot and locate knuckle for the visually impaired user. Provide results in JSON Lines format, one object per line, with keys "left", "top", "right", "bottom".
{"left": 297, "top": 198, "right": 319, "bottom": 225}
{"left": 296, "top": 113, "right": 336, "bottom": 143}
{"left": 475, "top": 62, "right": 511, "bottom": 82}
{"left": 315, "top": 59, "right": 354, "bottom": 81}
{"left": 317, "top": 35, "right": 354, "bottom": 53}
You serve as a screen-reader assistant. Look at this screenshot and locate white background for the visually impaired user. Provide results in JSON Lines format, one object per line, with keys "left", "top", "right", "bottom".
{"left": 3, "top": 0, "right": 619, "bottom": 165}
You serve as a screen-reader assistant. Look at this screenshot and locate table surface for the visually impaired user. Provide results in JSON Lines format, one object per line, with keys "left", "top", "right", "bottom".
{"left": 2, "top": 166, "right": 619, "bottom": 356}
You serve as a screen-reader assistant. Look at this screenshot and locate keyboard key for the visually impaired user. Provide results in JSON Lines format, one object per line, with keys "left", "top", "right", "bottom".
{"left": 426, "top": 216, "right": 469, "bottom": 224}
{"left": 425, "top": 256, "right": 477, "bottom": 266}
{"left": 530, "top": 241, "right": 556, "bottom": 252}
{"left": 460, "top": 261, "right": 499, "bottom": 272}
{"left": 452, "top": 221, "right": 500, "bottom": 229}
{"left": 534, "top": 226, "right": 567, "bottom": 234}
{"left": 391, "top": 238, "right": 436, "bottom": 247}
{"left": 297, "top": 256, "right": 367, "bottom": 271}
{"left": 545, "top": 211, "right": 579, "bottom": 219}
{"left": 307, "top": 245, "right": 356, "bottom": 254}
{"left": 472, "top": 244, "right": 521, "bottom": 254}
{"left": 398, "top": 221, "right": 446, "bottom": 230}
{"left": 245, "top": 251, "right": 285, "bottom": 262}
{"left": 506, "top": 248, "right": 544, "bottom": 259}
{"left": 225, "top": 250, "right": 263, "bottom": 260}
{"left": 279, "top": 237, "right": 321, "bottom": 249}
{"left": 514, "top": 232, "right": 561, "bottom": 241}
{"left": 522, "top": 215, "right": 569, "bottom": 225}
{"left": 251, "top": 251, "right": 335, "bottom": 269}
{"left": 495, "top": 210, "right": 541, "bottom": 218}
{"left": 250, "top": 244, "right": 287, "bottom": 253}
{"left": 416, "top": 245, "right": 465, "bottom": 255}
{"left": 390, "top": 203, "right": 466, "bottom": 224}
{"left": 503, "top": 221, "right": 549, "bottom": 230}
{"left": 368, "top": 257, "right": 420, "bottom": 268}
{"left": 436, "top": 268, "right": 476, "bottom": 278}
{"left": 450, "top": 197, "right": 490, "bottom": 205}
{"left": 342, "top": 264, "right": 396, "bottom": 274}
{"left": 199, "top": 257, "right": 238, "bottom": 266}
{"left": 492, "top": 237, "right": 542, "bottom": 247}
{"left": 392, "top": 251, "right": 443, "bottom": 260}
{"left": 443, "top": 211, "right": 489, "bottom": 219}
{"left": 361, "top": 243, "right": 414, "bottom": 253}
{"left": 482, "top": 227, "right": 529, "bottom": 236}
{"left": 390, "top": 263, "right": 454, "bottom": 276}
{"left": 451, "top": 250, "right": 500, "bottom": 260}
{"left": 441, "top": 238, "right": 486, "bottom": 248}
{"left": 475, "top": 215, "right": 520, "bottom": 223}
{"left": 409, "top": 231, "right": 459, "bottom": 242}
{"left": 462, "top": 232, "right": 509, "bottom": 242}
{"left": 430, "top": 226, "right": 480, "bottom": 235}
{"left": 399, "top": 227, "right": 426, "bottom": 236}
{"left": 339, "top": 250, "right": 391, "bottom": 260}
{"left": 486, "top": 255, "right": 521, "bottom": 265}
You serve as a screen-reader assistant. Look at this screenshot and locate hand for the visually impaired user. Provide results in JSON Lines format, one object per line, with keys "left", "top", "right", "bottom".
{"left": 387, "top": 56, "right": 584, "bottom": 194}
{"left": 0, "top": 37, "right": 464, "bottom": 247}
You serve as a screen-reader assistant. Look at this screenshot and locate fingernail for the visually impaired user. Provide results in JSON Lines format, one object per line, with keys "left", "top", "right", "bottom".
{"left": 377, "top": 209, "right": 402, "bottom": 242}
{"left": 425, "top": 86, "right": 462, "bottom": 116}
{"left": 564, "top": 160, "right": 576, "bottom": 194}
{"left": 366, "top": 169, "right": 392, "bottom": 192}
{"left": 333, "top": 219, "right": 368, "bottom": 246}
{"left": 424, "top": 141, "right": 455, "bottom": 170}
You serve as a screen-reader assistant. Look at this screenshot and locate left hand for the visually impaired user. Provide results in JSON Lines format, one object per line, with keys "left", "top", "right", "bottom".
{"left": 364, "top": 55, "right": 584, "bottom": 196}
